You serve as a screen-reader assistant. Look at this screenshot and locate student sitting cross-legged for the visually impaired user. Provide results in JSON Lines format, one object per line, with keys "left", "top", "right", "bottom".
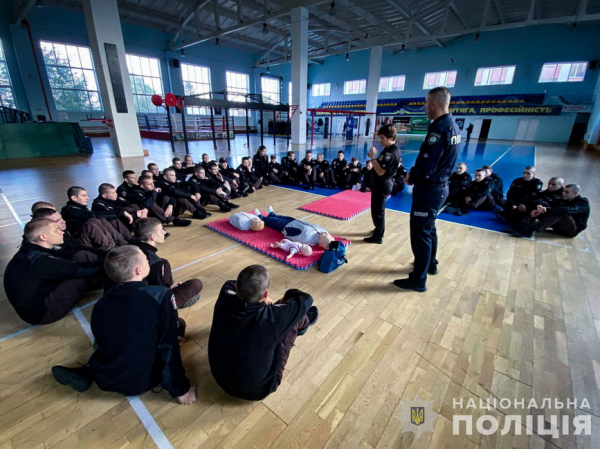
{"left": 208, "top": 265, "right": 318, "bottom": 401}
{"left": 4, "top": 218, "right": 105, "bottom": 325}
{"left": 51, "top": 245, "right": 196, "bottom": 404}
{"left": 129, "top": 218, "right": 203, "bottom": 309}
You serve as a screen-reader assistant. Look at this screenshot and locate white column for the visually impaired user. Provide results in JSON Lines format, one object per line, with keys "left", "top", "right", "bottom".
{"left": 291, "top": 6, "right": 308, "bottom": 150}
{"left": 586, "top": 74, "right": 600, "bottom": 147}
{"left": 83, "top": 0, "right": 144, "bottom": 157}
{"left": 363, "top": 46, "right": 382, "bottom": 137}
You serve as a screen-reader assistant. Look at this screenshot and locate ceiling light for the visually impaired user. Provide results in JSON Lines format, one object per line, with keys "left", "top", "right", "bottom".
{"left": 400, "top": 44, "right": 405, "bottom": 53}
{"left": 262, "top": 23, "right": 269, "bottom": 34}
{"left": 345, "top": 52, "right": 349, "bottom": 61}
{"left": 180, "top": 48, "right": 186, "bottom": 58}
{"left": 328, "top": 2, "right": 337, "bottom": 16}
{"left": 474, "top": 33, "right": 480, "bottom": 43}
{"left": 215, "top": 38, "right": 220, "bottom": 46}
{"left": 267, "top": 66, "right": 270, "bottom": 73}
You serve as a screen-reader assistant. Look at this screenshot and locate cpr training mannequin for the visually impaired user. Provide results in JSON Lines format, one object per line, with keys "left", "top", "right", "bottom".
{"left": 254, "top": 206, "right": 334, "bottom": 249}
{"left": 270, "top": 239, "right": 313, "bottom": 260}
{"left": 228, "top": 212, "right": 265, "bottom": 231}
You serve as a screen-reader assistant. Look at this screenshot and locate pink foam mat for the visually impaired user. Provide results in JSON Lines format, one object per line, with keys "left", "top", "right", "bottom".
{"left": 299, "top": 190, "right": 371, "bottom": 220}
{"left": 206, "top": 212, "right": 351, "bottom": 270}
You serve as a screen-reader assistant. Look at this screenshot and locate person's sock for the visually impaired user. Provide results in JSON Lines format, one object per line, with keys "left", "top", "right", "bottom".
{"left": 268, "top": 205, "right": 274, "bottom": 214}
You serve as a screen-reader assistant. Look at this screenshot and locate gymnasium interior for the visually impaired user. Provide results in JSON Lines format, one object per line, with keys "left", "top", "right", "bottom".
{"left": 1, "top": 0, "right": 600, "bottom": 447}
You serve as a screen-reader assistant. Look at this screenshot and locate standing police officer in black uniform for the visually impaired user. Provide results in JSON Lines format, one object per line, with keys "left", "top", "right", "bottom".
{"left": 395, "top": 87, "right": 460, "bottom": 292}
{"left": 364, "top": 124, "right": 401, "bottom": 244}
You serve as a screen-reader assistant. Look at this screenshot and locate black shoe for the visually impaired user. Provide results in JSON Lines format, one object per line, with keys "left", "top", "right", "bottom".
{"left": 393, "top": 278, "right": 427, "bottom": 292}
{"left": 298, "top": 306, "right": 319, "bottom": 336}
{"left": 258, "top": 185, "right": 263, "bottom": 189}
{"left": 173, "top": 218, "right": 192, "bottom": 227}
{"left": 444, "top": 206, "right": 457, "bottom": 214}
{"left": 219, "top": 205, "right": 232, "bottom": 213}
{"left": 241, "top": 192, "right": 249, "bottom": 197}
{"left": 456, "top": 209, "right": 470, "bottom": 216}
{"left": 225, "top": 201, "right": 240, "bottom": 209}
{"left": 230, "top": 193, "right": 241, "bottom": 199}
{"left": 428, "top": 267, "right": 439, "bottom": 275}
{"left": 363, "top": 236, "right": 383, "bottom": 244}
{"left": 52, "top": 365, "right": 93, "bottom": 392}
{"left": 164, "top": 232, "right": 171, "bottom": 239}
{"left": 508, "top": 227, "right": 533, "bottom": 238}
{"left": 193, "top": 210, "right": 209, "bottom": 219}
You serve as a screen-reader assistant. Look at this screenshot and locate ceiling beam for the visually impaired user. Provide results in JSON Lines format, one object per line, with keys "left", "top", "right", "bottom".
{"left": 384, "top": 0, "right": 445, "bottom": 48}
{"left": 450, "top": 1, "right": 469, "bottom": 29}
{"left": 170, "top": 0, "right": 211, "bottom": 46}
{"left": 576, "top": 0, "right": 589, "bottom": 18}
{"left": 494, "top": 0, "right": 505, "bottom": 24}
{"left": 481, "top": 0, "right": 491, "bottom": 28}
{"left": 14, "top": 0, "right": 36, "bottom": 20}
{"left": 337, "top": 0, "right": 400, "bottom": 44}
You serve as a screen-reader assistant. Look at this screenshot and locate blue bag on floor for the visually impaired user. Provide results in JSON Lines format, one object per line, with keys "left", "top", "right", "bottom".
{"left": 318, "top": 241, "right": 348, "bottom": 273}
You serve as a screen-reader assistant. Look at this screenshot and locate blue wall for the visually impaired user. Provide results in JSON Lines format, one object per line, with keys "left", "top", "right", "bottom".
{"left": 307, "top": 24, "right": 600, "bottom": 108}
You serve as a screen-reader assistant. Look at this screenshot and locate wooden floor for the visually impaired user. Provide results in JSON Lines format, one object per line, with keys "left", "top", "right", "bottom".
{"left": 1, "top": 136, "right": 599, "bottom": 448}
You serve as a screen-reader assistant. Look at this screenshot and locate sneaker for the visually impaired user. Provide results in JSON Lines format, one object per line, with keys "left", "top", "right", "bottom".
{"left": 363, "top": 236, "right": 383, "bottom": 244}
{"left": 225, "top": 201, "right": 240, "bottom": 209}
{"left": 268, "top": 205, "right": 274, "bottom": 214}
{"left": 254, "top": 208, "right": 261, "bottom": 216}
{"left": 298, "top": 306, "right": 319, "bottom": 336}
{"left": 52, "top": 365, "right": 93, "bottom": 392}
{"left": 180, "top": 293, "right": 200, "bottom": 309}
{"left": 393, "top": 278, "right": 427, "bottom": 292}
{"left": 173, "top": 218, "right": 192, "bottom": 227}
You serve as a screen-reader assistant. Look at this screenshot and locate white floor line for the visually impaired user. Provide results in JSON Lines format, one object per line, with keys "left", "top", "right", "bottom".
{"left": 0, "top": 196, "right": 42, "bottom": 205}
{"left": 537, "top": 239, "right": 593, "bottom": 253}
{"left": 0, "top": 324, "right": 40, "bottom": 342}
{"left": 0, "top": 222, "right": 19, "bottom": 228}
{"left": 0, "top": 188, "right": 25, "bottom": 229}
{"left": 173, "top": 244, "right": 239, "bottom": 272}
{"left": 490, "top": 145, "right": 515, "bottom": 167}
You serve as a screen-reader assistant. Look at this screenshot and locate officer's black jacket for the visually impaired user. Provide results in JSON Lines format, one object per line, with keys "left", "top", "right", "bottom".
{"left": 524, "top": 187, "right": 564, "bottom": 209}
{"left": 281, "top": 156, "right": 299, "bottom": 174}
{"left": 347, "top": 161, "right": 362, "bottom": 173}
{"left": 200, "top": 161, "right": 211, "bottom": 171}
{"left": 315, "top": 160, "right": 331, "bottom": 173}
{"left": 449, "top": 172, "right": 472, "bottom": 188}
{"left": 299, "top": 158, "right": 316, "bottom": 171}
{"left": 331, "top": 158, "right": 347, "bottom": 175}
{"left": 92, "top": 196, "right": 132, "bottom": 215}
{"left": 116, "top": 182, "right": 137, "bottom": 202}
{"left": 56, "top": 232, "right": 106, "bottom": 260}
{"left": 393, "top": 164, "right": 408, "bottom": 184}
{"left": 506, "top": 177, "right": 543, "bottom": 206}
{"left": 252, "top": 154, "right": 270, "bottom": 177}
{"left": 269, "top": 161, "right": 283, "bottom": 173}
{"left": 219, "top": 166, "right": 237, "bottom": 183}
{"left": 464, "top": 180, "right": 492, "bottom": 202}
{"left": 172, "top": 167, "right": 188, "bottom": 182}
{"left": 3, "top": 240, "right": 103, "bottom": 324}
{"left": 489, "top": 173, "right": 504, "bottom": 199}
{"left": 360, "top": 167, "right": 373, "bottom": 188}
{"left": 88, "top": 281, "right": 190, "bottom": 398}
{"left": 128, "top": 239, "right": 167, "bottom": 287}
{"left": 188, "top": 175, "right": 220, "bottom": 195}
{"left": 61, "top": 201, "right": 122, "bottom": 236}
{"left": 159, "top": 179, "right": 194, "bottom": 200}
{"left": 410, "top": 113, "right": 460, "bottom": 185}
{"left": 208, "top": 280, "right": 312, "bottom": 401}
{"left": 130, "top": 188, "right": 175, "bottom": 209}
{"left": 374, "top": 144, "right": 401, "bottom": 181}
{"left": 236, "top": 165, "right": 261, "bottom": 183}
{"left": 544, "top": 196, "right": 590, "bottom": 232}
{"left": 183, "top": 163, "right": 196, "bottom": 175}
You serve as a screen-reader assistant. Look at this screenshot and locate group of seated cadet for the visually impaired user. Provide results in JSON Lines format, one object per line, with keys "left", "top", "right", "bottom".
{"left": 131, "top": 175, "right": 192, "bottom": 227}
{"left": 62, "top": 186, "right": 132, "bottom": 249}
{"left": 93, "top": 183, "right": 148, "bottom": 231}
{"left": 253, "top": 146, "right": 279, "bottom": 186}
{"left": 4, "top": 218, "right": 105, "bottom": 325}
{"left": 187, "top": 165, "right": 239, "bottom": 212}
{"left": 444, "top": 168, "right": 496, "bottom": 215}
{"left": 391, "top": 163, "right": 408, "bottom": 196}
{"left": 445, "top": 162, "right": 472, "bottom": 205}
{"left": 237, "top": 157, "right": 264, "bottom": 192}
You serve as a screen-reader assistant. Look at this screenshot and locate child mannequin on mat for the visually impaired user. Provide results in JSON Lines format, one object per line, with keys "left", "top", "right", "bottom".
{"left": 270, "top": 239, "right": 313, "bottom": 260}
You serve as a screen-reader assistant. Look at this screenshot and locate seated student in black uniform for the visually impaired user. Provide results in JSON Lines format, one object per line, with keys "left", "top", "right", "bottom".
{"left": 314, "top": 153, "right": 335, "bottom": 188}
{"left": 509, "top": 184, "right": 590, "bottom": 239}
{"left": 482, "top": 165, "right": 504, "bottom": 204}
{"left": 445, "top": 169, "right": 495, "bottom": 215}
{"left": 208, "top": 265, "right": 318, "bottom": 401}
{"left": 331, "top": 150, "right": 348, "bottom": 189}
{"left": 253, "top": 146, "right": 271, "bottom": 186}
{"left": 299, "top": 151, "right": 317, "bottom": 190}
{"left": 345, "top": 157, "right": 362, "bottom": 189}
{"left": 31, "top": 201, "right": 55, "bottom": 216}
{"left": 188, "top": 165, "right": 239, "bottom": 212}
{"left": 159, "top": 168, "right": 210, "bottom": 219}
{"left": 499, "top": 166, "right": 544, "bottom": 216}
{"left": 183, "top": 155, "right": 196, "bottom": 174}
{"left": 445, "top": 162, "right": 472, "bottom": 205}
{"left": 501, "top": 177, "right": 564, "bottom": 225}
{"left": 132, "top": 176, "right": 191, "bottom": 227}
{"left": 218, "top": 157, "right": 247, "bottom": 197}
{"left": 391, "top": 163, "right": 408, "bottom": 196}
{"left": 116, "top": 170, "right": 139, "bottom": 203}
{"left": 248, "top": 158, "right": 265, "bottom": 187}
{"left": 62, "top": 186, "right": 131, "bottom": 250}
{"left": 171, "top": 158, "right": 188, "bottom": 182}
{"left": 147, "top": 163, "right": 161, "bottom": 181}
{"left": 51, "top": 245, "right": 197, "bottom": 405}
{"left": 4, "top": 218, "right": 105, "bottom": 325}
{"left": 237, "top": 157, "right": 262, "bottom": 192}
{"left": 93, "top": 183, "right": 147, "bottom": 231}
{"left": 281, "top": 151, "right": 300, "bottom": 184}
{"left": 360, "top": 160, "right": 374, "bottom": 192}
{"left": 200, "top": 153, "right": 211, "bottom": 171}
{"left": 130, "top": 218, "right": 202, "bottom": 308}
{"left": 268, "top": 154, "right": 284, "bottom": 184}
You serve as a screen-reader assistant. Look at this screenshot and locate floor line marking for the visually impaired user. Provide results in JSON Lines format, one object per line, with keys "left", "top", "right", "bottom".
{"left": 173, "top": 244, "right": 239, "bottom": 272}
{"left": 490, "top": 144, "right": 515, "bottom": 167}
{"left": 0, "top": 188, "right": 26, "bottom": 229}
{"left": 0, "top": 196, "right": 42, "bottom": 205}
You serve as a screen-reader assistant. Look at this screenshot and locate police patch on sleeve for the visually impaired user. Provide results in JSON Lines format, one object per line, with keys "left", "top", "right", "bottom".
{"left": 385, "top": 154, "right": 392, "bottom": 161}
{"left": 427, "top": 133, "right": 441, "bottom": 145}
{"left": 171, "top": 295, "right": 178, "bottom": 309}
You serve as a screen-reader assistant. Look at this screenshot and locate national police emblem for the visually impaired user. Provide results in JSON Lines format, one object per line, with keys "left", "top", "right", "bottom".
{"left": 428, "top": 133, "right": 441, "bottom": 145}
{"left": 395, "top": 395, "right": 439, "bottom": 438}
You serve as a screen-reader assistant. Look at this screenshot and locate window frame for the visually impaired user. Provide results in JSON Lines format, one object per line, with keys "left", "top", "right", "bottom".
{"left": 379, "top": 75, "right": 406, "bottom": 92}
{"left": 311, "top": 82, "right": 331, "bottom": 97}
{"left": 423, "top": 70, "right": 457, "bottom": 89}
{"left": 343, "top": 79, "right": 366, "bottom": 95}
{"left": 125, "top": 53, "right": 164, "bottom": 114}
{"left": 181, "top": 62, "right": 212, "bottom": 116}
{"left": 538, "top": 62, "right": 588, "bottom": 83}
{"left": 474, "top": 66, "right": 516, "bottom": 86}
{"left": 226, "top": 70, "right": 250, "bottom": 117}
{"left": 261, "top": 75, "right": 281, "bottom": 105}
{"left": 0, "top": 40, "right": 17, "bottom": 109}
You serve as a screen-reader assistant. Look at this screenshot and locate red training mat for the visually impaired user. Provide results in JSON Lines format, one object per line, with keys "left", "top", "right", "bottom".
{"left": 206, "top": 212, "right": 351, "bottom": 270}
{"left": 299, "top": 190, "right": 371, "bottom": 220}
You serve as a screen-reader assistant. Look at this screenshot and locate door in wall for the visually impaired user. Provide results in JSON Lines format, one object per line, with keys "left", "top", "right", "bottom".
{"left": 568, "top": 113, "right": 590, "bottom": 145}
{"left": 333, "top": 117, "right": 345, "bottom": 135}
{"left": 479, "top": 119, "right": 492, "bottom": 140}
{"left": 514, "top": 119, "right": 539, "bottom": 141}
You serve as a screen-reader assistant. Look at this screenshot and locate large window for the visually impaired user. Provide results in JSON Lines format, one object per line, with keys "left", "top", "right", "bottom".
{"left": 226, "top": 71, "right": 249, "bottom": 117}
{"left": 343, "top": 79, "right": 366, "bottom": 95}
{"left": 312, "top": 82, "right": 330, "bottom": 97}
{"left": 126, "top": 54, "right": 163, "bottom": 113}
{"left": 539, "top": 62, "right": 587, "bottom": 83}
{"left": 0, "top": 41, "right": 16, "bottom": 109}
{"left": 40, "top": 41, "right": 101, "bottom": 112}
{"left": 423, "top": 70, "right": 457, "bottom": 89}
{"left": 475, "top": 66, "right": 515, "bottom": 86}
{"left": 261, "top": 76, "right": 280, "bottom": 104}
{"left": 379, "top": 75, "right": 405, "bottom": 92}
{"left": 182, "top": 63, "right": 211, "bottom": 115}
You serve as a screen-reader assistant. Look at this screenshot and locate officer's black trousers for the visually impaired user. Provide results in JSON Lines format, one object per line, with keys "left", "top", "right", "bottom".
{"left": 409, "top": 184, "right": 448, "bottom": 286}
{"left": 370, "top": 178, "right": 393, "bottom": 239}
